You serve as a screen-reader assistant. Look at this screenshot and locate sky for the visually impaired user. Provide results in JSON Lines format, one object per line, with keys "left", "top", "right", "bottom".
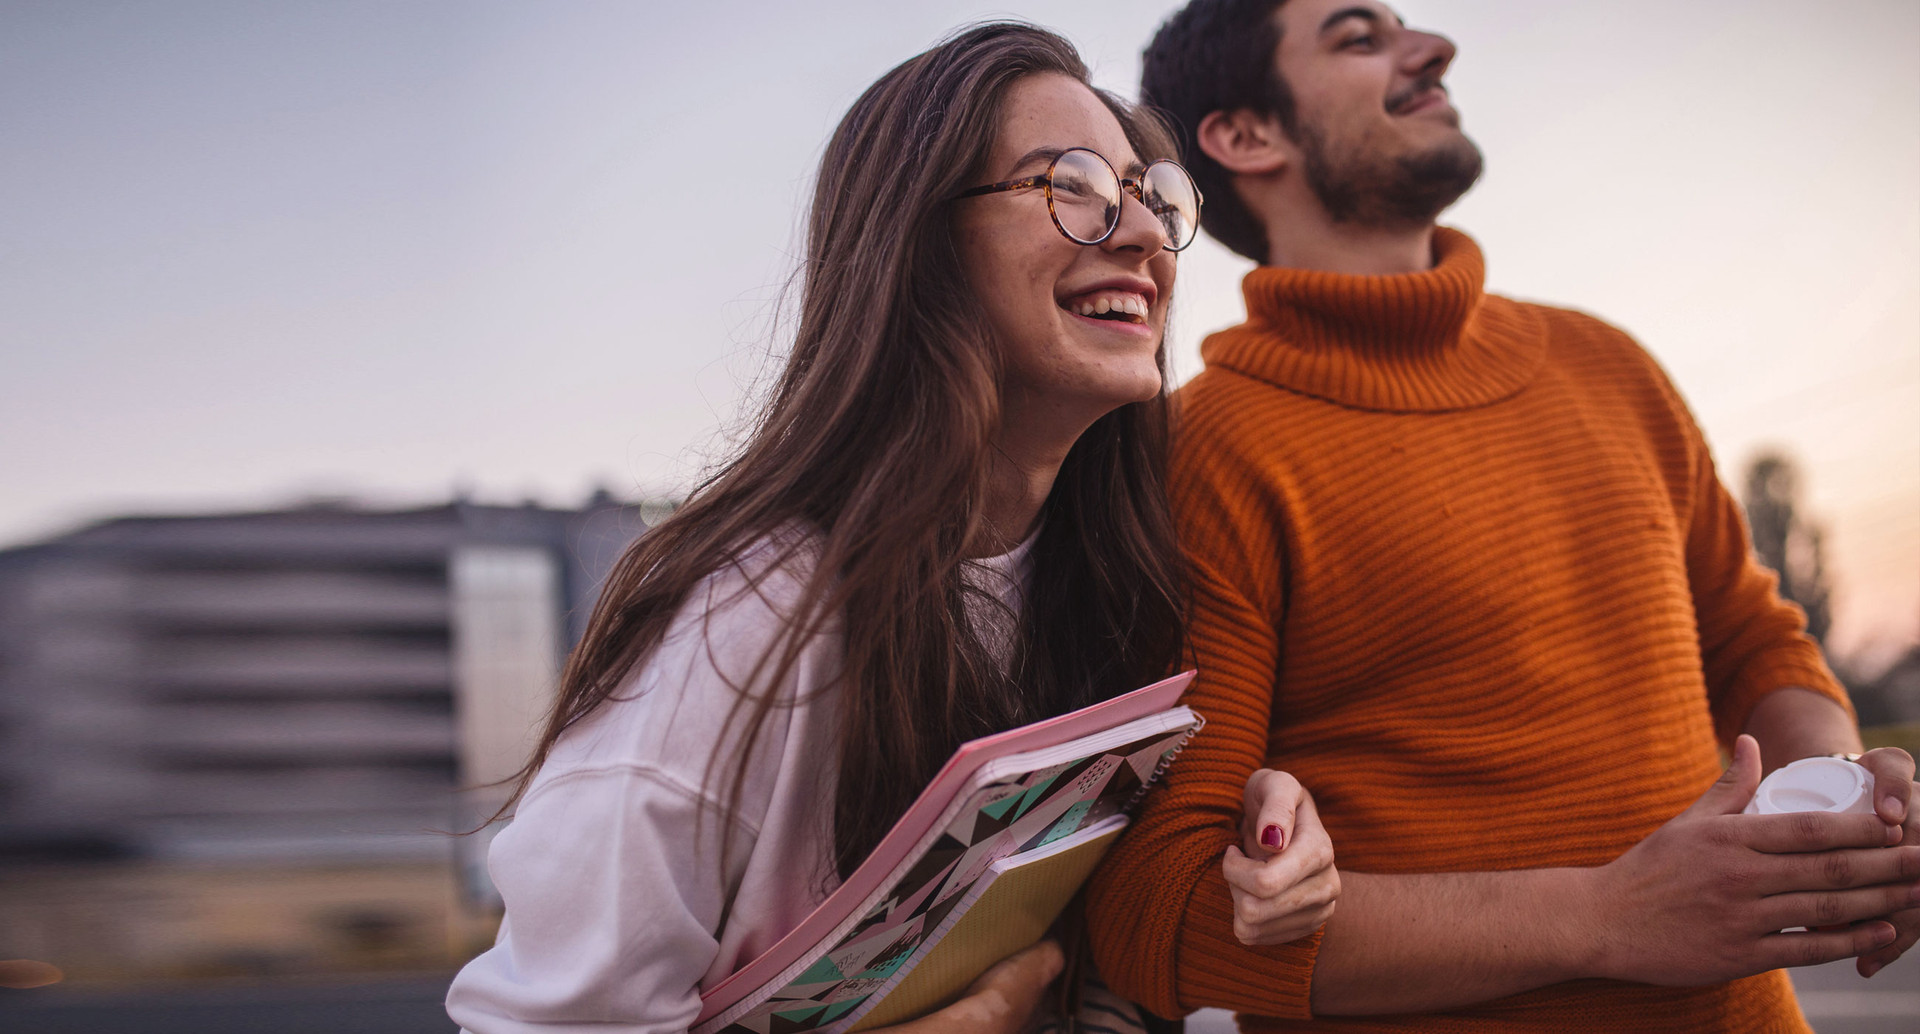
{"left": 2, "top": 0, "right": 1916, "bottom": 669}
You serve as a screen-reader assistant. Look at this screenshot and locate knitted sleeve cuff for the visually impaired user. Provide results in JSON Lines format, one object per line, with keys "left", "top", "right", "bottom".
{"left": 1174, "top": 864, "right": 1322, "bottom": 1020}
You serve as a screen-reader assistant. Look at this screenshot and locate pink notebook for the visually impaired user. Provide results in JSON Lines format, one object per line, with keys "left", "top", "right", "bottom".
{"left": 693, "top": 670, "right": 1199, "bottom": 1033}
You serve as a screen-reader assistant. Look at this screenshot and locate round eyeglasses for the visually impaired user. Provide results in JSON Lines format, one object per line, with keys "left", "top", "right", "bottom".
{"left": 951, "top": 147, "right": 1204, "bottom": 253}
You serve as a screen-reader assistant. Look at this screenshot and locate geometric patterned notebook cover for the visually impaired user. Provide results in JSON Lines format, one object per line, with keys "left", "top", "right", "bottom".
{"left": 696, "top": 707, "right": 1198, "bottom": 1034}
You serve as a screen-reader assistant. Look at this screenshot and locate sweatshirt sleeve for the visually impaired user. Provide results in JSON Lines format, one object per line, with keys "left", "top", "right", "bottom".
{"left": 446, "top": 766, "right": 743, "bottom": 1033}
{"left": 1084, "top": 401, "right": 1321, "bottom": 1021}
{"left": 1676, "top": 420, "right": 1852, "bottom": 745}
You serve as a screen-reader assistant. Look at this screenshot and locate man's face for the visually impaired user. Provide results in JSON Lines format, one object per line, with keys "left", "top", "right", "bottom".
{"left": 1271, "top": 0, "right": 1483, "bottom": 226}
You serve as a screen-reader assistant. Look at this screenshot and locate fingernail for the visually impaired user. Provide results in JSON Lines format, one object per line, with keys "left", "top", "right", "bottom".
{"left": 1885, "top": 795, "right": 1906, "bottom": 823}
{"left": 1261, "top": 824, "right": 1285, "bottom": 851}
{"left": 1862, "top": 961, "right": 1883, "bottom": 978}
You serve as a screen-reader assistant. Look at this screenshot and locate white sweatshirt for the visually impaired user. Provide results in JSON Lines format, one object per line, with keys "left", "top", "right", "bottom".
{"left": 446, "top": 530, "right": 1034, "bottom": 1034}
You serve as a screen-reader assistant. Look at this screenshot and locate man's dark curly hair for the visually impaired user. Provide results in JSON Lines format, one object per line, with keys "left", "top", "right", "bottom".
{"left": 1141, "top": 0, "right": 1294, "bottom": 262}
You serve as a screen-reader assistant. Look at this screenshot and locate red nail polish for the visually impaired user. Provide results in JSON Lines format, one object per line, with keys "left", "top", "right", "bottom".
{"left": 1260, "top": 824, "right": 1285, "bottom": 851}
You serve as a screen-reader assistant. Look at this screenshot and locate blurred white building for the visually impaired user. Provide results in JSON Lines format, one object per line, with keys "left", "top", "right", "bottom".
{"left": 0, "top": 496, "right": 646, "bottom": 866}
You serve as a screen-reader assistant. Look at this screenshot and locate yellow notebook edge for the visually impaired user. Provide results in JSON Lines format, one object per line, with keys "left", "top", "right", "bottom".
{"left": 845, "top": 817, "right": 1129, "bottom": 1031}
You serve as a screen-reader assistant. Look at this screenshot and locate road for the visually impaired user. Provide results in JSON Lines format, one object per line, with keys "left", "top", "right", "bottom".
{"left": 1, "top": 955, "right": 1913, "bottom": 1033}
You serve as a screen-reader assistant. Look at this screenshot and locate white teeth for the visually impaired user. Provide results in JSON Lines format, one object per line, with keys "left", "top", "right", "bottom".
{"left": 1069, "top": 292, "right": 1148, "bottom": 319}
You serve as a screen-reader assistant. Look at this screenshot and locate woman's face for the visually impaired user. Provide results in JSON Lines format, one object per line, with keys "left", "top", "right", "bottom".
{"left": 950, "top": 73, "right": 1176, "bottom": 448}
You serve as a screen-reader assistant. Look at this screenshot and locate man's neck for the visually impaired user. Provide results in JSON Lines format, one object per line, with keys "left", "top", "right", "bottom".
{"left": 1264, "top": 214, "right": 1438, "bottom": 276}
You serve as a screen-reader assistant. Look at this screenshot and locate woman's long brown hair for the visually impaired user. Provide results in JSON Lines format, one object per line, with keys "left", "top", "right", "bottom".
{"left": 501, "top": 22, "right": 1185, "bottom": 881}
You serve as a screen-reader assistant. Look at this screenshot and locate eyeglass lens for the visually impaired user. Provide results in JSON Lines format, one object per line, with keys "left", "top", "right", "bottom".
{"left": 1141, "top": 160, "right": 1199, "bottom": 251}
{"left": 1047, "top": 150, "right": 1199, "bottom": 251}
{"left": 1047, "top": 150, "right": 1119, "bottom": 246}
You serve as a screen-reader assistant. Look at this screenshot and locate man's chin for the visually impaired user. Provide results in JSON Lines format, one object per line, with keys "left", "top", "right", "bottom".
{"left": 1299, "top": 120, "right": 1485, "bottom": 227}
{"left": 1390, "top": 137, "right": 1484, "bottom": 222}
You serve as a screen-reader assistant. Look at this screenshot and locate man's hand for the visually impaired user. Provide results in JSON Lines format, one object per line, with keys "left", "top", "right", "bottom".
{"left": 1221, "top": 768, "right": 1340, "bottom": 945}
{"left": 1589, "top": 735, "right": 1920, "bottom": 985}
{"left": 884, "top": 939, "right": 1063, "bottom": 1033}
{"left": 1855, "top": 746, "right": 1920, "bottom": 977}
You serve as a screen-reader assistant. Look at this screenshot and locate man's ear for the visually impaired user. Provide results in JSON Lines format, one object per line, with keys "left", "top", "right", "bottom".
{"left": 1196, "top": 109, "right": 1290, "bottom": 176}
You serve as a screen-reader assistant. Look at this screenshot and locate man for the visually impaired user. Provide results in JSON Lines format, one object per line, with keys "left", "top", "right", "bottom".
{"left": 1084, "top": 1, "right": 1920, "bottom": 1030}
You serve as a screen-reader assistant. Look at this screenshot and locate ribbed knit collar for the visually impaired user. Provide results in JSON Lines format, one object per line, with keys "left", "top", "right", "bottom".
{"left": 1200, "top": 228, "right": 1546, "bottom": 412}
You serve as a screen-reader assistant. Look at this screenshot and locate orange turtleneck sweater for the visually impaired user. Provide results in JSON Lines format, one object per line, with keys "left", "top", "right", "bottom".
{"left": 1085, "top": 230, "right": 1848, "bottom": 1032}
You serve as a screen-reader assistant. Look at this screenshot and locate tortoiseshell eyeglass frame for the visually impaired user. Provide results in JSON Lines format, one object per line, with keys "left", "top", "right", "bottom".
{"left": 950, "top": 146, "right": 1203, "bottom": 253}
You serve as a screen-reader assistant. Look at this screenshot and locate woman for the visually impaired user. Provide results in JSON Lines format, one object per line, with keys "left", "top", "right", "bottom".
{"left": 446, "top": 22, "right": 1329, "bottom": 1034}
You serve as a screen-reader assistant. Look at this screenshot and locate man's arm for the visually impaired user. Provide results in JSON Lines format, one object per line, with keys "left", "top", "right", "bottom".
{"left": 1744, "top": 686, "right": 1863, "bottom": 769}
{"left": 1302, "top": 735, "right": 1917, "bottom": 1015}
{"left": 1295, "top": 666, "right": 1920, "bottom": 1015}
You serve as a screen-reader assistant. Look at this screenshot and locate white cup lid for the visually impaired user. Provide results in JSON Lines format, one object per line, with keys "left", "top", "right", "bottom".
{"left": 1746, "top": 756, "right": 1875, "bottom": 816}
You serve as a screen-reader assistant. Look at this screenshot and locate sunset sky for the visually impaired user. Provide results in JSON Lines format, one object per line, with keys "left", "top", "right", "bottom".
{"left": 3, "top": 0, "right": 1915, "bottom": 667}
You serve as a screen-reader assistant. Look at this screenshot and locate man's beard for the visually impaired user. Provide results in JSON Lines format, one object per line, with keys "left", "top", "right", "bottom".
{"left": 1295, "top": 112, "right": 1484, "bottom": 228}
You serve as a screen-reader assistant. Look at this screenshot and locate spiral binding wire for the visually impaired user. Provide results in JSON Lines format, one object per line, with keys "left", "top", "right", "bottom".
{"left": 1122, "top": 712, "right": 1205, "bottom": 816}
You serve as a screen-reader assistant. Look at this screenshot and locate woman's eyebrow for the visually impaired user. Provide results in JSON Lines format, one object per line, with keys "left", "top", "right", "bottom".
{"left": 1006, "top": 146, "right": 1144, "bottom": 177}
{"left": 1008, "top": 146, "right": 1066, "bottom": 174}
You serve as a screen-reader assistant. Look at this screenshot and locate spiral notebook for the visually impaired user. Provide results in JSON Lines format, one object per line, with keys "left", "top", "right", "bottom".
{"left": 693, "top": 670, "right": 1201, "bottom": 1034}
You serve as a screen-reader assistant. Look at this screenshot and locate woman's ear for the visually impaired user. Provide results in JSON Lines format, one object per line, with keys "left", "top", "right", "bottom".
{"left": 1196, "top": 109, "right": 1290, "bottom": 177}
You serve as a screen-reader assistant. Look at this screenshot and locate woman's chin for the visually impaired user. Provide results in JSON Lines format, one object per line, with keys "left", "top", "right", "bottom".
{"left": 1086, "top": 367, "right": 1167, "bottom": 412}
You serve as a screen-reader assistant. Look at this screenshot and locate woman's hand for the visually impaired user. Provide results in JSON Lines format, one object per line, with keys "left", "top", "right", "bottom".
{"left": 1222, "top": 768, "right": 1340, "bottom": 945}
{"left": 880, "top": 939, "right": 1064, "bottom": 1033}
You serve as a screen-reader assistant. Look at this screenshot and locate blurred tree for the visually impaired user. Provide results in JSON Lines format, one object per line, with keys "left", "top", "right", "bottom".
{"left": 1743, "top": 451, "right": 1833, "bottom": 645}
